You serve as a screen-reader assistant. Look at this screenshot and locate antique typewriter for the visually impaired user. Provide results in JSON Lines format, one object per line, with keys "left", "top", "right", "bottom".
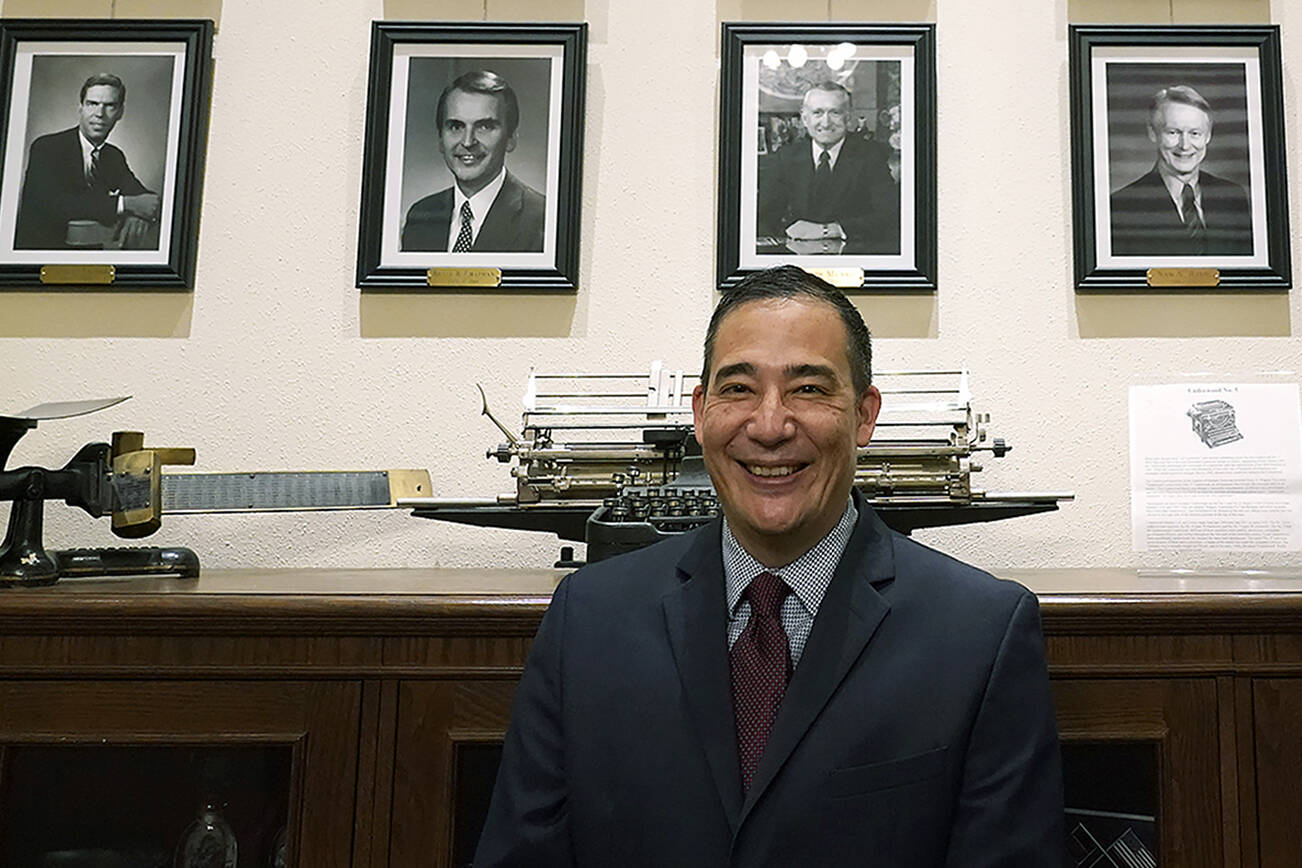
{"left": 406, "top": 363, "right": 1073, "bottom": 564}
{"left": 1187, "top": 400, "right": 1244, "bottom": 449}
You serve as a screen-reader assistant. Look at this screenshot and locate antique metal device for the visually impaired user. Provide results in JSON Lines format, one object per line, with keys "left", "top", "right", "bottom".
{"left": 405, "top": 363, "right": 1073, "bottom": 562}
{"left": 1187, "top": 399, "right": 1244, "bottom": 449}
{"left": 1, "top": 397, "right": 430, "bottom": 586}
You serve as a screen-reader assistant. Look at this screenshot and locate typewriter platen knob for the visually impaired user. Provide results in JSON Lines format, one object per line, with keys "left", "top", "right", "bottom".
{"left": 991, "top": 438, "right": 1010, "bottom": 458}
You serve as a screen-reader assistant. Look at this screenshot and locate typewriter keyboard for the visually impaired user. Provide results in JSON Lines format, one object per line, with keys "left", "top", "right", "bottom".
{"left": 603, "top": 487, "right": 721, "bottom": 531}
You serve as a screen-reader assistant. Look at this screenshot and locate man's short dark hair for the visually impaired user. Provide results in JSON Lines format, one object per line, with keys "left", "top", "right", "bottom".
{"left": 702, "top": 265, "right": 873, "bottom": 397}
{"left": 802, "top": 80, "right": 853, "bottom": 110}
{"left": 80, "top": 73, "right": 126, "bottom": 105}
{"left": 435, "top": 70, "right": 520, "bottom": 137}
{"left": 1148, "top": 85, "right": 1213, "bottom": 130}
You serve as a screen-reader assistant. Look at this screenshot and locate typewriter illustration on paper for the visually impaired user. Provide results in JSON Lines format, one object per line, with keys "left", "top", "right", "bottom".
{"left": 406, "top": 363, "right": 1073, "bottom": 564}
{"left": 1187, "top": 399, "right": 1244, "bottom": 449}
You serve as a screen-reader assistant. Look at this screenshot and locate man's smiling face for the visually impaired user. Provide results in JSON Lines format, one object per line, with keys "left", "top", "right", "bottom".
{"left": 437, "top": 88, "right": 515, "bottom": 196}
{"left": 692, "top": 297, "right": 880, "bottom": 566}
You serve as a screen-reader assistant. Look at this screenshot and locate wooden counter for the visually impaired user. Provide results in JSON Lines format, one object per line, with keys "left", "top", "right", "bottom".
{"left": 0, "top": 568, "right": 1298, "bottom": 867}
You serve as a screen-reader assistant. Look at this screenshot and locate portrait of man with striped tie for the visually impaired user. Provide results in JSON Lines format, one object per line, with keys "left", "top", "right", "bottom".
{"left": 1109, "top": 84, "right": 1253, "bottom": 257}
{"left": 476, "top": 265, "right": 1065, "bottom": 867}
{"left": 400, "top": 69, "right": 545, "bottom": 254}
{"left": 13, "top": 72, "right": 160, "bottom": 251}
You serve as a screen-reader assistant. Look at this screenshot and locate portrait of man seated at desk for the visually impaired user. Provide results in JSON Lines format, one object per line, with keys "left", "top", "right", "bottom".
{"left": 756, "top": 80, "right": 899, "bottom": 257}
{"left": 13, "top": 72, "right": 160, "bottom": 251}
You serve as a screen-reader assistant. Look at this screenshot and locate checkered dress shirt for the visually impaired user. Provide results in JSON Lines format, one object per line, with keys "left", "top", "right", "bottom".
{"left": 723, "top": 497, "right": 857, "bottom": 667}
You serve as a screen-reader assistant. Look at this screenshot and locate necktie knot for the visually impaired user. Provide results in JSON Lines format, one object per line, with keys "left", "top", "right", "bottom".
{"left": 746, "top": 571, "right": 788, "bottom": 619}
{"left": 817, "top": 149, "right": 831, "bottom": 169}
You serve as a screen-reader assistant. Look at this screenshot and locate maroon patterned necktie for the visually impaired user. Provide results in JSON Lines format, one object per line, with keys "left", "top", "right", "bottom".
{"left": 730, "top": 571, "right": 792, "bottom": 791}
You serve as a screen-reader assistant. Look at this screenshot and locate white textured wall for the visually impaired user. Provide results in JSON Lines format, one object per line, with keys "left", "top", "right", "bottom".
{"left": 2, "top": 0, "right": 1299, "bottom": 572}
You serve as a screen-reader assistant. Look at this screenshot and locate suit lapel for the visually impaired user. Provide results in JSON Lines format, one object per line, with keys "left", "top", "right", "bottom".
{"left": 662, "top": 522, "right": 744, "bottom": 826}
{"left": 473, "top": 172, "right": 522, "bottom": 250}
{"left": 738, "top": 502, "right": 895, "bottom": 823}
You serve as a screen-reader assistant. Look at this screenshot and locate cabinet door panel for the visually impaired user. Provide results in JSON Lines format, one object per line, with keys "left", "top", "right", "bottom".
{"left": 0, "top": 680, "right": 360, "bottom": 868}
{"left": 1053, "top": 678, "right": 1222, "bottom": 867}
{"left": 389, "top": 680, "right": 516, "bottom": 868}
{"left": 1252, "top": 679, "right": 1302, "bottom": 868}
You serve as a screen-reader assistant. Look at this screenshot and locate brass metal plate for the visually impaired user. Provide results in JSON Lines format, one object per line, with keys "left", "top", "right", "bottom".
{"left": 40, "top": 264, "right": 116, "bottom": 285}
{"left": 426, "top": 267, "right": 503, "bottom": 287}
{"left": 387, "top": 469, "right": 432, "bottom": 504}
{"left": 802, "top": 267, "right": 864, "bottom": 288}
{"left": 1147, "top": 267, "right": 1220, "bottom": 288}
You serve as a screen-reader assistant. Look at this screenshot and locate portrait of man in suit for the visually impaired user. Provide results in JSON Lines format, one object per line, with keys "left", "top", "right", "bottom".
{"left": 475, "top": 265, "right": 1064, "bottom": 867}
{"left": 1110, "top": 85, "right": 1253, "bottom": 257}
{"left": 756, "top": 81, "right": 899, "bottom": 256}
{"left": 13, "top": 72, "right": 160, "bottom": 250}
{"left": 401, "top": 70, "right": 545, "bottom": 253}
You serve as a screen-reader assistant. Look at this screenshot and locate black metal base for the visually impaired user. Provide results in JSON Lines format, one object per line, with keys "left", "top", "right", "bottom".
{"left": 412, "top": 500, "right": 1065, "bottom": 564}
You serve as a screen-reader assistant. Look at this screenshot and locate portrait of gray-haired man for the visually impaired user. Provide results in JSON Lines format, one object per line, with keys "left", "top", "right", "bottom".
{"left": 756, "top": 80, "right": 899, "bottom": 256}
{"left": 1110, "top": 84, "right": 1252, "bottom": 257}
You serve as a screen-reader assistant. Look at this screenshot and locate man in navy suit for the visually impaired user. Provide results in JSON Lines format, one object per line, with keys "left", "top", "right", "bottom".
{"left": 14, "top": 72, "right": 159, "bottom": 250}
{"left": 475, "top": 265, "right": 1064, "bottom": 867}
{"left": 1110, "top": 85, "right": 1253, "bottom": 257}
{"left": 401, "top": 70, "right": 545, "bottom": 253}
{"left": 757, "top": 82, "right": 899, "bottom": 255}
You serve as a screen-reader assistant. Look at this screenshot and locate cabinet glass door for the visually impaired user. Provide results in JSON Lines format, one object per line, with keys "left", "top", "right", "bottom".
{"left": 2, "top": 744, "right": 290, "bottom": 868}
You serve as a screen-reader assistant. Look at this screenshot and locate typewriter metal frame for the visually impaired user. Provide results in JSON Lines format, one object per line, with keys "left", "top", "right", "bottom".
{"left": 408, "top": 364, "right": 1072, "bottom": 555}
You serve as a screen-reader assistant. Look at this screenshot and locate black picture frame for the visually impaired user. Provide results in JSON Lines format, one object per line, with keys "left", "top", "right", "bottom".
{"left": 0, "top": 18, "right": 213, "bottom": 289}
{"left": 1069, "top": 25, "right": 1290, "bottom": 290}
{"left": 356, "top": 22, "right": 586, "bottom": 292}
{"left": 717, "top": 23, "right": 936, "bottom": 292}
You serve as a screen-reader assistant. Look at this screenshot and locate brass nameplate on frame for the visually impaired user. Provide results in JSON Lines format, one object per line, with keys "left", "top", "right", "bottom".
{"left": 40, "top": 264, "right": 116, "bottom": 285}
{"left": 1147, "top": 267, "right": 1219, "bottom": 288}
{"left": 426, "top": 267, "right": 503, "bottom": 288}
{"left": 803, "top": 267, "right": 864, "bottom": 289}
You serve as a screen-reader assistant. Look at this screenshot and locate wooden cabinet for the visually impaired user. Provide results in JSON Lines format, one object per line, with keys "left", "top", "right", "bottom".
{"left": 1247, "top": 679, "right": 1302, "bottom": 867}
{"left": 0, "top": 568, "right": 1299, "bottom": 867}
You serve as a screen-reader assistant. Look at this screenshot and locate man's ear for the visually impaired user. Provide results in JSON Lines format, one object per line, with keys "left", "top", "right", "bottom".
{"left": 855, "top": 385, "right": 882, "bottom": 447}
{"left": 691, "top": 383, "right": 706, "bottom": 444}
{"left": 506, "top": 132, "right": 518, "bottom": 154}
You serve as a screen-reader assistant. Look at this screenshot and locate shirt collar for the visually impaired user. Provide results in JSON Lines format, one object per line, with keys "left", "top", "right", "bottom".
{"left": 453, "top": 167, "right": 508, "bottom": 224}
{"left": 810, "top": 137, "right": 846, "bottom": 169}
{"left": 723, "top": 495, "right": 858, "bottom": 618}
{"left": 1156, "top": 162, "right": 1200, "bottom": 204}
{"left": 78, "top": 131, "right": 102, "bottom": 159}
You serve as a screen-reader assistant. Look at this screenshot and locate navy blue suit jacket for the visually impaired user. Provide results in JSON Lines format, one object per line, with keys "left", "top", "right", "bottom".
{"left": 1110, "top": 166, "right": 1252, "bottom": 256}
{"left": 14, "top": 126, "right": 150, "bottom": 250}
{"left": 475, "top": 498, "right": 1064, "bottom": 867}
{"left": 401, "top": 171, "right": 545, "bottom": 252}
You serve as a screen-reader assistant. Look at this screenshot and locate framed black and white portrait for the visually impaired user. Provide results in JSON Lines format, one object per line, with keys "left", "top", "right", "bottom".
{"left": 717, "top": 23, "right": 936, "bottom": 292}
{"left": 0, "top": 19, "right": 212, "bottom": 288}
{"left": 1070, "top": 25, "right": 1290, "bottom": 290}
{"left": 356, "top": 22, "right": 586, "bottom": 291}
